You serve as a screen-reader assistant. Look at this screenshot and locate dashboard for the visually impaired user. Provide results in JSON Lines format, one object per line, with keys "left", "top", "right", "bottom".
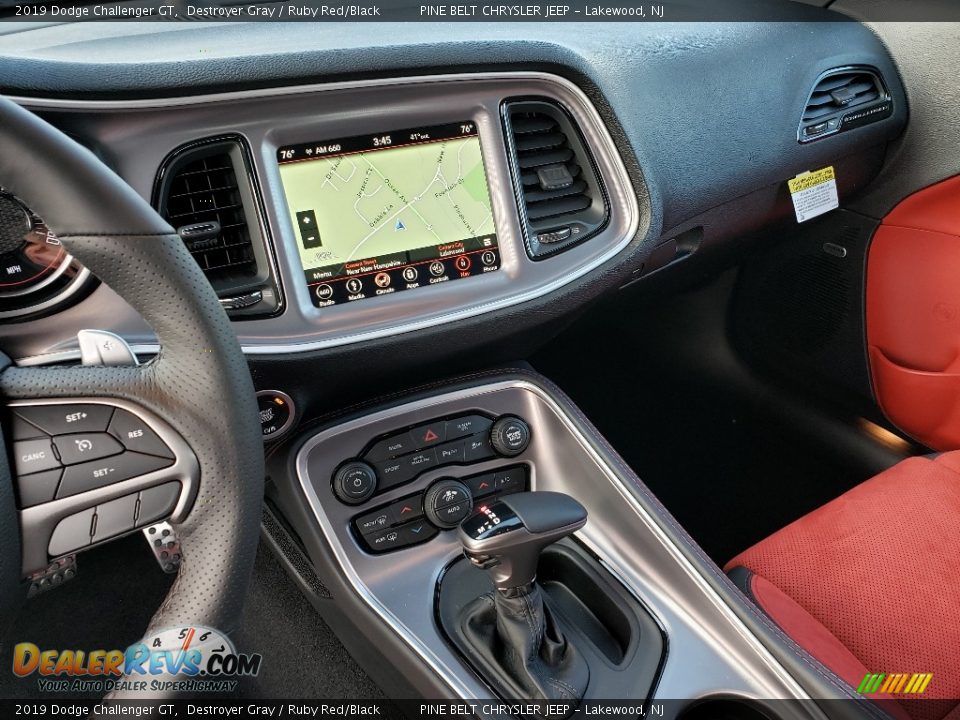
{"left": 0, "top": 18, "right": 935, "bottom": 429}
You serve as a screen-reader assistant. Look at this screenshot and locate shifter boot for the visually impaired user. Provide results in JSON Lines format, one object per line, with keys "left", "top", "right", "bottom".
{"left": 461, "top": 583, "right": 589, "bottom": 702}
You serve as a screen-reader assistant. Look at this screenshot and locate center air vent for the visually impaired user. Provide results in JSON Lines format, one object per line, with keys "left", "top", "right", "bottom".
{"left": 505, "top": 101, "right": 608, "bottom": 258}
{"left": 155, "top": 137, "right": 281, "bottom": 318}
{"left": 798, "top": 67, "right": 892, "bottom": 143}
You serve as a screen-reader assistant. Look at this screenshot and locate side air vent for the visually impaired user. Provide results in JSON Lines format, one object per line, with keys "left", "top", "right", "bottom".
{"left": 798, "top": 67, "right": 892, "bottom": 143}
{"left": 505, "top": 101, "right": 608, "bottom": 258}
{"left": 154, "top": 137, "right": 281, "bottom": 318}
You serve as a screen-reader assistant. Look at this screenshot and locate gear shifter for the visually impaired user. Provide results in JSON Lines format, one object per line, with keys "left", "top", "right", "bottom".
{"left": 457, "top": 492, "right": 589, "bottom": 703}
{"left": 459, "top": 491, "right": 587, "bottom": 591}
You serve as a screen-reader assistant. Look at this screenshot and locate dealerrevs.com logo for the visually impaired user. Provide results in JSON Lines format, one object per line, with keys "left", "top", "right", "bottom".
{"left": 12, "top": 626, "right": 262, "bottom": 694}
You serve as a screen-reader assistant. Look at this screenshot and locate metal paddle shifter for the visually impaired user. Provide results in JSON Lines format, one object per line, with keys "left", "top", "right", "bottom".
{"left": 456, "top": 492, "right": 589, "bottom": 703}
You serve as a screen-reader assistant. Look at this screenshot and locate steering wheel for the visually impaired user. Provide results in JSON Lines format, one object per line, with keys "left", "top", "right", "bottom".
{"left": 0, "top": 97, "right": 265, "bottom": 670}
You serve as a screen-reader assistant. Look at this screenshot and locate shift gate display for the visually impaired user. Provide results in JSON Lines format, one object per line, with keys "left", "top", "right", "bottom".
{"left": 277, "top": 121, "right": 500, "bottom": 307}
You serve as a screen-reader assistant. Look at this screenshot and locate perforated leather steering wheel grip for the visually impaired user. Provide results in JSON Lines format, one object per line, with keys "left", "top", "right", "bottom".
{"left": 0, "top": 97, "right": 264, "bottom": 655}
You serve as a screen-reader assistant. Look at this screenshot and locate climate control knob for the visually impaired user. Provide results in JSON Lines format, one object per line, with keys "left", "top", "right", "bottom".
{"left": 490, "top": 416, "right": 531, "bottom": 457}
{"left": 424, "top": 479, "right": 473, "bottom": 529}
{"left": 333, "top": 461, "right": 378, "bottom": 505}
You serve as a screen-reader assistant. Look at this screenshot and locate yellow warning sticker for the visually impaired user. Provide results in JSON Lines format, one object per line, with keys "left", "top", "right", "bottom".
{"left": 788, "top": 166, "right": 839, "bottom": 222}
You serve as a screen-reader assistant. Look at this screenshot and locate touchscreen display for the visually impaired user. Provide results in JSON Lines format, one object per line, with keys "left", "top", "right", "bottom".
{"left": 277, "top": 121, "right": 499, "bottom": 307}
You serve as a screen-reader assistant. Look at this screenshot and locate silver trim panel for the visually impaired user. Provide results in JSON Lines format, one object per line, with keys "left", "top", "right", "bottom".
{"left": 294, "top": 380, "right": 812, "bottom": 703}
{"left": 4, "top": 73, "right": 643, "bottom": 362}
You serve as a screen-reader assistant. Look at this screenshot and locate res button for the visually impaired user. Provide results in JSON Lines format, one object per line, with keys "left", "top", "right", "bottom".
{"left": 108, "top": 409, "right": 174, "bottom": 459}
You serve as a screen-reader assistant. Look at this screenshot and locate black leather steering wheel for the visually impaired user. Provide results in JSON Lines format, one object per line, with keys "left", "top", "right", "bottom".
{"left": 0, "top": 97, "right": 264, "bottom": 663}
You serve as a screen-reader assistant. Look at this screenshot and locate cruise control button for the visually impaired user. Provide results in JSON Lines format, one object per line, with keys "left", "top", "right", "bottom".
{"left": 355, "top": 506, "right": 392, "bottom": 536}
{"left": 108, "top": 409, "right": 174, "bottom": 459}
{"left": 365, "top": 433, "right": 415, "bottom": 462}
{"left": 408, "top": 422, "right": 446, "bottom": 449}
{"left": 57, "top": 452, "right": 174, "bottom": 499}
{"left": 445, "top": 415, "right": 493, "bottom": 441}
{"left": 387, "top": 496, "right": 424, "bottom": 523}
{"left": 16, "top": 468, "right": 62, "bottom": 508}
{"left": 93, "top": 494, "right": 137, "bottom": 543}
{"left": 11, "top": 414, "right": 46, "bottom": 441}
{"left": 435, "top": 440, "right": 465, "bottom": 465}
{"left": 14, "top": 438, "right": 60, "bottom": 476}
{"left": 54, "top": 432, "right": 124, "bottom": 466}
{"left": 463, "top": 434, "right": 496, "bottom": 462}
{"left": 15, "top": 404, "right": 113, "bottom": 436}
{"left": 495, "top": 466, "right": 527, "bottom": 495}
{"left": 465, "top": 472, "right": 497, "bottom": 498}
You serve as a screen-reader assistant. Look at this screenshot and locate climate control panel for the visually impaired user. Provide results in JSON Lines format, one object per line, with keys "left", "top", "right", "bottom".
{"left": 352, "top": 465, "right": 529, "bottom": 554}
{"left": 331, "top": 413, "right": 531, "bottom": 505}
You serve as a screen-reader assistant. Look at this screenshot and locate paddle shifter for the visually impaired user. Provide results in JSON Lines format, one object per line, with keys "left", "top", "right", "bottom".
{"left": 457, "top": 492, "right": 590, "bottom": 702}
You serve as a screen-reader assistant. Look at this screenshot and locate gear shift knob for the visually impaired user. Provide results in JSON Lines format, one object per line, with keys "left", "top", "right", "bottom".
{"left": 458, "top": 491, "right": 587, "bottom": 592}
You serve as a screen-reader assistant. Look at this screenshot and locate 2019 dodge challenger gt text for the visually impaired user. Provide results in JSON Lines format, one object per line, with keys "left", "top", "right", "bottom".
{"left": 0, "top": 4, "right": 957, "bottom": 720}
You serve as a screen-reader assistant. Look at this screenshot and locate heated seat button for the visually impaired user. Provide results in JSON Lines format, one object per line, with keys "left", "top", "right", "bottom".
{"left": 445, "top": 415, "right": 493, "bottom": 441}
{"left": 15, "top": 404, "right": 113, "bottom": 436}
{"left": 108, "top": 410, "right": 174, "bottom": 459}
{"left": 57, "top": 452, "right": 174, "bottom": 499}
{"left": 13, "top": 438, "right": 60, "bottom": 476}
{"left": 16, "top": 468, "right": 62, "bottom": 508}
{"left": 463, "top": 434, "right": 496, "bottom": 462}
{"left": 54, "top": 433, "right": 124, "bottom": 466}
{"left": 408, "top": 422, "right": 447, "bottom": 449}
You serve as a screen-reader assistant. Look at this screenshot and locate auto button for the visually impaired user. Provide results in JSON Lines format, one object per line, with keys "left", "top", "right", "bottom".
{"left": 54, "top": 432, "right": 124, "bottom": 466}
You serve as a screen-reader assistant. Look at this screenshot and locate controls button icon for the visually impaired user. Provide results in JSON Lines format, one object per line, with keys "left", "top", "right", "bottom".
{"left": 429, "top": 261, "right": 446, "bottom": 277}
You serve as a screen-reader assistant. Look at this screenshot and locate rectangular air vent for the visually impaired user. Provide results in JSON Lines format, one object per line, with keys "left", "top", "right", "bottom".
{"left": 799, "top": 68, "right": 892, "bottom": 143}
{"left": 155, "top": 138, "right": 281, "bottom": 318}
{"left": 505, "top": 101, "right": 608, "bottom": 258}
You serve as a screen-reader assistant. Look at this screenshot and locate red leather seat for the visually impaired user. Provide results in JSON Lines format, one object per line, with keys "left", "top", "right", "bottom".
{"left": 725, "top": 452, "right": 960, "bottom": 720}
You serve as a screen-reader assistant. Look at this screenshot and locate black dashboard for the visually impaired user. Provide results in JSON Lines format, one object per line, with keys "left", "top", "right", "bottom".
{"left": 0, "top": 16, "right": 940, "bottom": 433}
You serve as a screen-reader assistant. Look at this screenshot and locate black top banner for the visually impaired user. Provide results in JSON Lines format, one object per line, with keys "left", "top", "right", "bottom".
{"left": 2, "top": 0, "right": 960, "bottom": 22}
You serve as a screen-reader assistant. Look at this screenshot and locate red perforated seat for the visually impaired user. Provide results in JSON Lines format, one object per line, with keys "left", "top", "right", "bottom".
{"left": 725, "top": 453, "right": 960, "bottom": 720}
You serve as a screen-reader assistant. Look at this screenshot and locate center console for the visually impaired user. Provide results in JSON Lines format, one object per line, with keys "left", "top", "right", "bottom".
{"left": 271, "top": 371, "right": 812, "bottom": 707}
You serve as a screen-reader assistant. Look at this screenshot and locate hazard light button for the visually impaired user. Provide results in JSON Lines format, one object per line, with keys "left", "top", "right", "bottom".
{"left": 407, "top": 421, "right": 447, "bottom": 449}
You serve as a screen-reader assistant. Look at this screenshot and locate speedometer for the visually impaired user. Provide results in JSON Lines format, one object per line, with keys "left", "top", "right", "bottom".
{"left": 0, "top": 190, "right": 92, "bottom": 320}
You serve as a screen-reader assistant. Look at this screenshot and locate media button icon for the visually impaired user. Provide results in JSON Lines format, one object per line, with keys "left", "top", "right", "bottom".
{"left": 345, "top": 277, "right": 364, "bottom": 295}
